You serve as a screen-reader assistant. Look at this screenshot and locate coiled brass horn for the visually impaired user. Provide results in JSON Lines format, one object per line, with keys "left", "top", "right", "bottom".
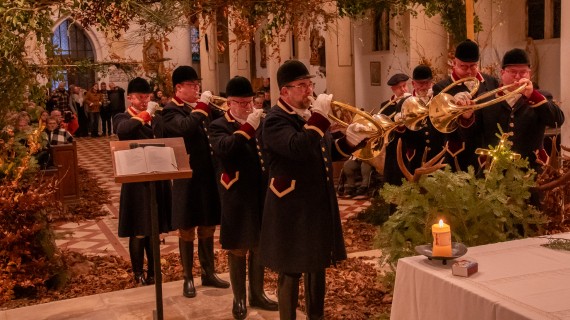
{"left": 327, "top": 101, "right": 385, "bottom": 160}
{"left": 210, "top": 95, "right": 229, "bottom": 112}
{"left": 429, "top": 81, "right": 527, "bottom": 133}
{"left": 400, "top": 96, "right": 429, "bottom": 131}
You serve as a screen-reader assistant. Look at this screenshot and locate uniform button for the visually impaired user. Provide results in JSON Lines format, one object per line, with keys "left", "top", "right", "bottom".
{"left": 326, "top": 177, "right": 330, "bottom": 182}
{"left": 211, "top": 151, "right": 214, "bottom": 155}
{"left": 260, "top": 159, "right": 264, "bottom": 164}
{"left": 323, "top": 157, "right": 328, "bottom": 162}
{"left": 204, "top": 128, "right": 208, "bottom": 132}
{"left": 321, "top": 147, "right": 326, "bottom": 152}
{"left": 256, "top": 145, "right": 261, "bottom": 150}
{"left": 326, "top": 167, "right": 329, "bottom": 172}
{"left": 510, "top": 115, "right": 515, "bottom": 118}
{"left": 209, "top": 144, "right": 213, "bottom": 148}
{"left": 424, "top": 131, "right": 429, "bottom": 136}
{"left": 262, "top": 167, "right": 266, "bottom": 171}
{"left": 426, "top": 139, "right": 430, "bottom": 143}
{"left": 258, "top": 152, "right": 263, "bottom": 157}
{"left": 509, "top": 123, "right": 514, "bottom": 128}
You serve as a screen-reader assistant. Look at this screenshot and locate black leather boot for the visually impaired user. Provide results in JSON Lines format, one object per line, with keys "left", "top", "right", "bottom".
{"left": 248, "top": 251, "right": 278, "bottom": 311}
{"left": 229, "top": 253, "right": 247, "bottom": 320}
{"left": 304, "top": 271, "right": 326, "bottom": 320}
{"left": 129, "top": 237, "right": 147, "bottom": 286}
{"left": 198, "top": 237, "right": 230, "bottom": 288}
{"left": 144, "top": 236, "right": 155, "bottom": 285}
{"left": 179, "top": 239, "right": 196, "bottom": 298}
{"left": 278, "top": 272, "right": 300, "bottom": 320}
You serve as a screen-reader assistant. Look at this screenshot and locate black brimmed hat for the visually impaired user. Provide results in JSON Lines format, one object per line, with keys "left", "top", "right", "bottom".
{"left": 172, "top": 66, "right": 201, "bottom": 87}
{"left": 412, "top": 65, "right": 433, "bottom": 81}
{"left": 387, "top": 73, "right": 409, "bottom": 86}
{"left": 455, "top": 39, "right": 480, "bottom": 62}
{"left": 226, "top": 76, "right": 255, "bottom": 97}
{"left": 502, "top": 48, "right": 530, "bottom": 68}
{"left": 277, "top": 60, "right": 315, "bottom": 89}
{"left": 127, "top": 77, "right": 151, "bottom": 94}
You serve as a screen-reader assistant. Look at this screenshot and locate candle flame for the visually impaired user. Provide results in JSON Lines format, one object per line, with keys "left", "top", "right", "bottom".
{"left": 439, "top": 219, "right": 444, "bottom": 228}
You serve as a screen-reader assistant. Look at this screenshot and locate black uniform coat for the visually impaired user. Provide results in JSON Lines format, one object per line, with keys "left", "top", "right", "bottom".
{"left": 380, "top": 95, "right": 408, "bottom": 185}
{"left": 209, "top": 112, "right": 266, "bottom": 249}
{"left": 433, "top": 72, "right": 500, "bottom": 171}
{"left": 113, "top": 107, "right": 172, "bottom": 237}
{"left": 160, "top": 96, "right": 223, "bottom": 229}
{"left": 459, "top": 89, "right": 565, "bottom": 170}
{"left": 259, "top": 99, "right": 357, "bottom": 273}
{"left": 399, "top": 93, "right": 447, "bottom": 172}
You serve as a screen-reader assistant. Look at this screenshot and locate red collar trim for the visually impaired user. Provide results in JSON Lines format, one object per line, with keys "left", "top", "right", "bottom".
{"left": 277, "top": 99, "right": 296, "bottom": 115}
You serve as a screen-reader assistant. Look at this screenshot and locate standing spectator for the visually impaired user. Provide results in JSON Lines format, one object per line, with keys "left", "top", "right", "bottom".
{"left": 209, "top": 76, "right": 277, "bottom": 319}
{"left": 99, "top": 82, "right": 112, "bottom": 136}
{"left": 113, "top": 77, "right": 172, "bottom": 285}
{"left": 108, "top": 82, "right": 126, "bottom": 135}
{"left": 84, "top": 84, "right": 102, "bottom": 137}
{"left": 70, "top": 85, "right": 89, "bottom": 137}
{"left": 262, "top": 90, "right": 272, "bottom": 112}
{"left": 43, "top": 116, "right": 73, "bottom": 145}
{"left": 49, "top": 82, "right": 70, "bottom": 113}
{"left": 160, "top": 66, "right": 229, "bottom": 298}
{"left": 259, "top": 60, "right": 369, "bottom": 319}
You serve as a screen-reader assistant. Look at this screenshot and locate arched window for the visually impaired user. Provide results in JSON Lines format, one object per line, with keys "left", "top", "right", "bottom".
{"left": 52, "top": 19, "right": 96, "bottom": 90}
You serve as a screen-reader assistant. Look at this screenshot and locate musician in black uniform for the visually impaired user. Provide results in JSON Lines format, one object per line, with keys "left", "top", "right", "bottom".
{"left": 160, "top": 66, "right": 229, "bottom": 298}
{"left": 458, "top": 48, "right": 564, "bottom": 171}
{"left": 432, "top": 39, "right": 500, "bottom": 171}
{"left": 379, "top": 73, "right": 410, "bottom": 186}
{"left": 113, "top": 77, "right": 172, "bottom": 286}
{"left": 209, "top": 76, "right": 278, "bottom": 320}
{"left": 259, "top": 60, "right": 370, "bottom": 319}
{"left": 399, "top": 65, "right": 447, "bottom": 172}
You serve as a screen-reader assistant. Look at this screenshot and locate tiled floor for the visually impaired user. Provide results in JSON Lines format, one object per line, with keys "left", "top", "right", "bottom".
{"left": 54, "top": 136, "right": 371, "bottom": 260}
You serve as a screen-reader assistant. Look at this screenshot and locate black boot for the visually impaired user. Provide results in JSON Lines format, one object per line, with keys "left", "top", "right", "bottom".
{"left": 229, "top": 253, "right": 247, "bottom": 320}
{"left": 129, "top": 237, "right": 147, "bottom": 286}
{"left": 278, "top": 273, "right": 300, "bottom": 320}
{"left": 304, "top": 271, "right": 325, "bottom": 320}
{"left": 198, "top": 237, "right": 230, "bottom": 288}
{"left": 144, "top": 236, "right": 155, "bottom": 285}
{"left": 179, "top": 239, "right": 196, "bottom": 298}
{"left": 248, "top": 251, "right": 278, "bottom": 311}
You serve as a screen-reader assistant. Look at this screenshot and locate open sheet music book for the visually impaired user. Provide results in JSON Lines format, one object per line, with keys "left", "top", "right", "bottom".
{"left": 114, "top": 146, "right": 178, "bottom": 176}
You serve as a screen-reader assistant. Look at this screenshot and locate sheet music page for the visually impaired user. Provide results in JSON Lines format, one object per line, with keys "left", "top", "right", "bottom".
{"left": 144, "top": 146, "right": 178, "bottom": 173}
{"left": 114, "top": 148, "right": 149, "bottom": 176}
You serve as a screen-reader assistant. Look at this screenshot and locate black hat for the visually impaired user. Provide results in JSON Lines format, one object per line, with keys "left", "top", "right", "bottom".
{"left": 455, "top": 39, "right": 480, "bottom": 62}
{"left": 412, "top": 65, "right": 433, "bottom": 81}
{"left": 277, "top": 60, "right": 315, "bottom": 89}
{"left": 387, "top": 73, "right": 409, "bottom": 86}
{"left": 172, "top": 66, "right": 200, "bottom": 87}
{"left": 502, "top": 48, "right": 530, "bottom": 68}
{"left": 127, "top": 77, "right": 151, "bottom": 94}
{"left": 226, "top": 76, "right": 255, "bottom": 97}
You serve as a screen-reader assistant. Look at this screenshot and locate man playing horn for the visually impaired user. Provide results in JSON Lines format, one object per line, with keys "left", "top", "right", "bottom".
{"left": 458, "top": 48, "right": 564, "bottom": 171}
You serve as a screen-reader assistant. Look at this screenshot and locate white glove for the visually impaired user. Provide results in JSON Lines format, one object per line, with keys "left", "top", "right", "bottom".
{"left": 453, "top": 91, "right": 472, "bottom": 105}
{"left": 146, "top": 101, "right": 159, "bottom": 116}
{"left": 199, "top": 90, "right": 213, "bottom": 104}
{"left": 310, "top": 93, "right": 333, "bottom": 117}
{"left": 346, "top": 123, "right": 371, "bottom": 146}
{"left": 246, "top": 109, "right": 264, "bottom": 130}
{"left": 393, "top": 112, "right": 403, "bottom": 123}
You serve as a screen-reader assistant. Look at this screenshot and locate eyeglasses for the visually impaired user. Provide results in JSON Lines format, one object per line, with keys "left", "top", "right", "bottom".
{"left": 285, "top": 82, "right": 315, "bottom": 91}
{"left": 504, "top": 68, "right": 530, "bottom": 77}
{"left": 229, "top": 99, "right": 253, "bottom": 107}
{"left": 181, "top": 82, "right": 201, "bottom": 88}
{"left": 131, "top": 94, "right": 151, "bottom": 101}
{"left": 455, "top": 63, "right": 479, "bottom": 71}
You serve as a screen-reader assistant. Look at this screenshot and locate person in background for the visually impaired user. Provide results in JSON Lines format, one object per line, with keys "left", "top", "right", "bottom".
{"left": 259, "top": 60, "right": 370, "bottom": 319}
{"left": 99, "top": 82, "right": 112, "bottom": 136}
{"left": 113, "top": 77, "right": 172, "bottom": 286}
{"left": 49, "top": 82, "right": 70, "bottom": 113}
{"left": 43, "top": 116, "right": 73, "bottom": 145}
{"left": 70, "top": 85, "right": 89, "bottom": 137}
{"left": 210, "top": 76, "right": 278, "bottom": 319}
{"left": 108, "top": 82, "right": 126, "bottom": 136}
{"left": 84, "top": 84, "right": 102, "bottom": 137}
{"left": 160, "top": 65, "right": 229, "bottom": 299}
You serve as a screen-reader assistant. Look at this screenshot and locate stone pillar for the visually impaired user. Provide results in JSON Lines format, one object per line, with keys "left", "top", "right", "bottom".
{"left": 561, "top": 1, "right": 570, "bottom": 145}
{"left": 228, "top": 14, "right": 251, "bottom": 79}
{"left": 326, "top": 17, "right": 355, "bottom": 104}
{"left": 267, "top": 30, "right": 292, "bottom": 104}
{"left": 199, "top": 21, "right": 219, "bottom": 94}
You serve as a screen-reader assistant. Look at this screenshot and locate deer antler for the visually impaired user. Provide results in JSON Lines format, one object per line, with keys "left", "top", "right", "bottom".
{"left": 533, "top": 170, "right": 570, "bottom": 191}
{"left": 396, "top": 138, "right": 447, "bottom": 182}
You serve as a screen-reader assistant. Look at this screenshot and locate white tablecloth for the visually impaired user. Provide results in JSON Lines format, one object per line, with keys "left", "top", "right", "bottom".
{"left": 391, "top": 233, "right": 570, "bottom": 320}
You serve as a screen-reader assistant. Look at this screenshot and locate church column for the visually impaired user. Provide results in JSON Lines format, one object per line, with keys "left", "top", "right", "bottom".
{"left": 199, "top": 21, "right": 220, "bottom": 94}
{"left": 267, "top": 28, "right": 292, "bottom": 104}
{"left": 325, "top": 16, "right": 355, "bottom": 104}
{"left": 561, "top": 1, "right": 570, "bottom": 145}
{"left": 228, "top": 13, "right": 251, "bottom": 79}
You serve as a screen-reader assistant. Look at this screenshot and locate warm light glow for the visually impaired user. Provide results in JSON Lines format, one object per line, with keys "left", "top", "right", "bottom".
{"left": 439, "top": 219, "right": 444, "bottom": 228}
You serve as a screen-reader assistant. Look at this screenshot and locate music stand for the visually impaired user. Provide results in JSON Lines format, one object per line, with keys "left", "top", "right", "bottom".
{"left": 110, "top": 137, "right": 192, "bottom": 320}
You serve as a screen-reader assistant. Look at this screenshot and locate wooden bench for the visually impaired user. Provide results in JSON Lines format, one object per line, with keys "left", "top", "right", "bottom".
{"left": 42, "top": 141, "right": 80, "bottom": 204}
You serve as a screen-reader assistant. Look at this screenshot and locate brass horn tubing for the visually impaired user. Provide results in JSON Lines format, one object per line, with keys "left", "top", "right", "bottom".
{"left": 209, "top": 95, "right": 228, "bottom": 111}
{"left": 469, "top": 82, "right": 527, "bottom": 109}
{"left": 439, "top": 76, "right": 480, "bottom": 97}
{"left": 328, "top": 101, "right": 384, "bottom": 137}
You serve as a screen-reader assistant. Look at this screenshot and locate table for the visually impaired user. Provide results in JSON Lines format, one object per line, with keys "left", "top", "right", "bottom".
{"left": 391, "top": 233, "right": 570, "bottom": 320}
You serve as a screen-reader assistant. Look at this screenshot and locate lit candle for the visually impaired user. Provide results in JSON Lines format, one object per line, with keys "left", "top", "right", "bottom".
{"left": 432, "top": 219, "right": 452, "bottom": 257}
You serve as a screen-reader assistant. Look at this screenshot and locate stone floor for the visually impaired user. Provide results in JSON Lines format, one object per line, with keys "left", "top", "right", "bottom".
{"left": 1, "top": 135, "right": 374, "bottom": 319}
